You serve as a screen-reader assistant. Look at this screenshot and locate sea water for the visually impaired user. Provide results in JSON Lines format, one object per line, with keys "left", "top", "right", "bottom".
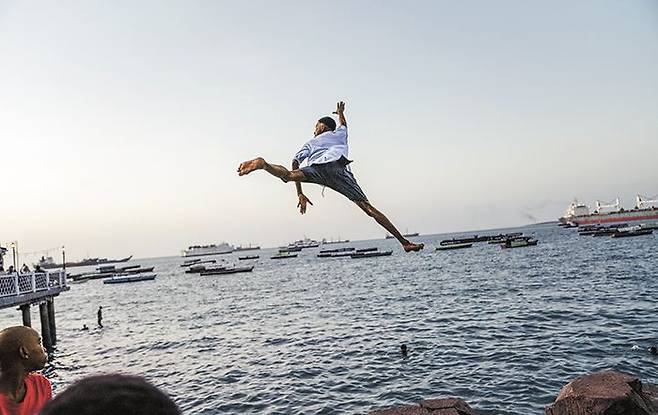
{"left": 1, "top": 224, "right": 657, "bottom": 414}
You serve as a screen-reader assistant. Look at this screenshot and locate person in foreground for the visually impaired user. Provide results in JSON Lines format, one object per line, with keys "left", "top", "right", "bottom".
{"left": 0, "top": 326, "right": 51, "bottom": 415}
{"left": 39, "top": 374, "right": 180, "bottom": 415}
{"left": 238, "top": 101, "right": 424, "bottom": 252}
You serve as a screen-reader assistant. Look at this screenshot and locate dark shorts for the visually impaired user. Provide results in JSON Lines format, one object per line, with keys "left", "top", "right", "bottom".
{"left": 300, "top": 159, "right": 368, "bottom": 202}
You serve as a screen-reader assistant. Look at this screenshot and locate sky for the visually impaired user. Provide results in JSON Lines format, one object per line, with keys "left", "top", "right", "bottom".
{"left": 1, "top": 0, "right": 657, "bottom": 261}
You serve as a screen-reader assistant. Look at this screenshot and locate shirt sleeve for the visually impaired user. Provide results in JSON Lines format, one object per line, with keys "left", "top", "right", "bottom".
{"left": 293, "top": 142, "right": 311, "bottom": 163}
{"left": 334, "top": 124, "right": 348, "bottom": 142}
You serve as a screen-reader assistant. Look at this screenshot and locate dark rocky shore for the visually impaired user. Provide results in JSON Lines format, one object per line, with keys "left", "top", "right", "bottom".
{"left": 369, "top": 371, "right": 658, "bottom": 415}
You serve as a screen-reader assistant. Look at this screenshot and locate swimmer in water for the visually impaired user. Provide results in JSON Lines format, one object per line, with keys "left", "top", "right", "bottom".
{"left": 400, "top": 344, "right": 408, "bottom": 358}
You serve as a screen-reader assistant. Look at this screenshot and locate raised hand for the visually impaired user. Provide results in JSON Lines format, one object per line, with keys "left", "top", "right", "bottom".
{"left": 333, "top": 101, "right": 345, "bottom": 115}
{"left": 297, "top": 194, "right": 313, "bottom": 215}
{"left": 333, "top": 101, "right": 347, "bottom": 126}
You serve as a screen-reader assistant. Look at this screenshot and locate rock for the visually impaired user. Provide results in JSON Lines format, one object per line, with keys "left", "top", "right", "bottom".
{"left": 369, "top": 398, "right": 479, "bottom": 415}
{"left": 545, "top": 370, "right": 658, "bottom": 415}
{"left": 421, "top": 398, "right": 479, "bottom": 414}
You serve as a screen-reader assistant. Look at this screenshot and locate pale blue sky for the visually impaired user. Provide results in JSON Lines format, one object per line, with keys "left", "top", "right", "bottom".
{"left": 1, "top": 1, "right": 657, "bottom": 259}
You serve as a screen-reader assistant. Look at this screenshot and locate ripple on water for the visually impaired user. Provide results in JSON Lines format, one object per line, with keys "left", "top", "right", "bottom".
{"left": 1, "top": 226, "right": 657, "bottom": 413}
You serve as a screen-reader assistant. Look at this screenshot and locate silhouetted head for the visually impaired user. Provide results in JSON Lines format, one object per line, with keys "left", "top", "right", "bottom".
{"left": 39, "top": 374, "right": 181, "bottom": 415}
{"left": 400, "top": 344, "right": 408, "bottom": 357}
{"left": 314, "top": 116, "right": 336, "bottom": 136}
{"left": 0, "top": 326, "right": 48, "bottom": 372}
{"left": 650, "top": 345, "right": 657, "bottom": 355}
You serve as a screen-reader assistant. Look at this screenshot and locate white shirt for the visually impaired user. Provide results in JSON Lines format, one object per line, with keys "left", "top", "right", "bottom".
{"left": 293, "top": 124, "right": 349, "bottom": 166}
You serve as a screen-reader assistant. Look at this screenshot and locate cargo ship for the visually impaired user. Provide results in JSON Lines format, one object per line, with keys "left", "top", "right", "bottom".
{"left": 36, "top": 255, "right": 133, "bottom": 270}
{"left": 182, "top": 243, "right": 233, "bottom": 257}
{"left": 559, "top": 194, "right": 658, "bottom": 226}
{"left": 385, "top": 232, "right": 419, "bottom": 239}
{"left": 286, "top": 237, "right": 320, "bottom": 249}
{"left": 321, "top": 238, "right": 350, "bottom": 245}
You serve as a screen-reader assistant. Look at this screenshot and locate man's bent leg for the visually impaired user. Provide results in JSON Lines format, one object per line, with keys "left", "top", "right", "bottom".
{"left": 355, "top": 201, "right": 424, "bottom": 252}
{"left": 238, "top": 157, "right": 308, "bottom": 182}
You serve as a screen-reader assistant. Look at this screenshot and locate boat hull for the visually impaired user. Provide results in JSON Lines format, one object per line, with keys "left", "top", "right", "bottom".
{"left": 560, "top": 209, "right": 658, "bottom": 226}
{"left": 103, "top": 274, "right": 156, "bottom": 284}
{"left": 437, "top": 243, "right": 472, "bottom": 251}
{"left": 39, "top": 255, "right": 133, "bottom": 270}
{"left": 351, "top": 250, "right": 393, "bottom": 258}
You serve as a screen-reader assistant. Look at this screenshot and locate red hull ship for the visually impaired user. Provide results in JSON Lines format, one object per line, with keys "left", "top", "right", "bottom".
{"left": 559, "top": 195, "right": 658, "bottom": 226}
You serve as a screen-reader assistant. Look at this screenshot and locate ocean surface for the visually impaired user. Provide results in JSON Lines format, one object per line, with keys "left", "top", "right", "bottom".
{"left": 2, "top": 224, "right": 657, "bottom": 414}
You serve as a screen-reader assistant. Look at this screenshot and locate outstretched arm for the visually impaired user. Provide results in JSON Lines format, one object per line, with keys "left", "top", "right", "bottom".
{"left": 292, "top": 159, "right": 303, "bottom": 196}
{"left": 333, "top": 101, "right": 346, "bottom": 126}
{"left": 292, "top": 159, "right": 312, "bottom": 214}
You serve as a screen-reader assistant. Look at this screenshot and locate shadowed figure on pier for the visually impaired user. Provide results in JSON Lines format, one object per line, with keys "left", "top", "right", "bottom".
{"left": 238, "top": 101, "right": 423, "bottom": 253}
{"left": 0, "top": 326, "right": 52, "bottom": 415}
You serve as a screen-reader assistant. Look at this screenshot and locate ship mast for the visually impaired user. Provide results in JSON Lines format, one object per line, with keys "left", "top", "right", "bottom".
{"left": 636, "top": 194, "right": 658, "bottom": 209}
{"left": 594, "top": 197, "right": 620, "bottom": 213}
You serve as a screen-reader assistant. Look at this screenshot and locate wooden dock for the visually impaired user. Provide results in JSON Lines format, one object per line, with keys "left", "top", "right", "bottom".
{"left": 0, "top": 271, "right": 69, "bottom": 350}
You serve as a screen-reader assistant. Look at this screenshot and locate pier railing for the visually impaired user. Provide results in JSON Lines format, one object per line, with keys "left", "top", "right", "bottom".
{"left": 0, "top": 271, "right": 67, "bottom": 299}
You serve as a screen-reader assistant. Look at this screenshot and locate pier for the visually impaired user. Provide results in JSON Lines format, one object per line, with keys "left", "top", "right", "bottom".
{"left": 0, "top": 270, "right": 69, "bottom": 350}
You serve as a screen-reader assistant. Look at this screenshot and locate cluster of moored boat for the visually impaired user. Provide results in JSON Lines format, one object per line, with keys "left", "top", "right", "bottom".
{"left": 69, "top": 263, "right": 156, "bottom": 284}
{"left": 438, "top": 232, "right": 538, "bottom": 251}
{"left": 181, "top": 258, "right": 254, "bottom": 275}
{"left": 575, "top": 223, "right": 655, "bottom": 238}
{"left": 316, "top": 246, "right": 392, "bottom": 259}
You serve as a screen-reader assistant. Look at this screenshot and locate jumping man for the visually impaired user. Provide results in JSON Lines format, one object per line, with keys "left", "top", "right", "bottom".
{"left": 237, "top": 101, "right": 424, "bottom": 252}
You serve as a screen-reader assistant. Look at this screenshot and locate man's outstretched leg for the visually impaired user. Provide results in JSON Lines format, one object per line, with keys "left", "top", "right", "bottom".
{"left": 355, "top": 201, "right": 424, "bottom": 252}
{"left": 238, "top": 157, "right": 306, "bottom": 182}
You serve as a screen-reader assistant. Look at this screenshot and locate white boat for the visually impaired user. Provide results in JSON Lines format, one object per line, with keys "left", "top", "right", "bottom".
{"left": 287, "top": 237, "right": 320, "bottom": 249}
{"left": 181, "top": 243, "right": 234, "bottom": 257}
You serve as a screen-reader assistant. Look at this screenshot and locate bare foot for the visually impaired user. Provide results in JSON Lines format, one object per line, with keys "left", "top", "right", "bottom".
{"left": 403, "top": 242, "right": 424, "bottom": 252}
{"left": 237, "top": 157, "right": 266, "bottom": 176}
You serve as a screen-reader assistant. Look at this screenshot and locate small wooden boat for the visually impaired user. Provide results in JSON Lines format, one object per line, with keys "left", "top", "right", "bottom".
{"left": 319, "top": 247, "right": 355, "bottom": 254}
{"left": 103, "top": 274, "right": 157, "bottom": 284}
{"left": 278, "top": 246, "right": 302, "bottom": 253}
{"left": 317, "top": 252, "right": 353, "bottom": 258}
{"left": 436, "top": 243, "right": 472, "bottom": 251}
{"left": 611, "top": 229, "right": 653, "bottom": 238}
{"left": 351, "top": 250, "right": 393, "bottom": 259}
{"left": 181, "top": 259, "right": 216, "bottom": 267}
{"left": 355, "top": 247, "right": 378, "bottom": 253}
{"left": 185, "top": 265, "right": 226, "bottom": 274}
{"left": 501, "top": 238, "right": 538, "bottom": 249}
{"left": 200, "top": 266, "right": 254, "bottom": 276}
{"left": 124, "top": 266, "right": 154, "bottom": 274}
{"left": 72, "top": 265, "right": 155, "bottom": 281}
{"left": 238, "top": 255, "right": 260, "bottom": 260}
{"left": 271, "top": 253, "right": 298, "bottom": 259}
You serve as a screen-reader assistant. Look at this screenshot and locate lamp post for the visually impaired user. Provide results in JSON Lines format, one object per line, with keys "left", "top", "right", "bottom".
{"left": 11, "top": 242, "right": 18, "bottom": 273}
